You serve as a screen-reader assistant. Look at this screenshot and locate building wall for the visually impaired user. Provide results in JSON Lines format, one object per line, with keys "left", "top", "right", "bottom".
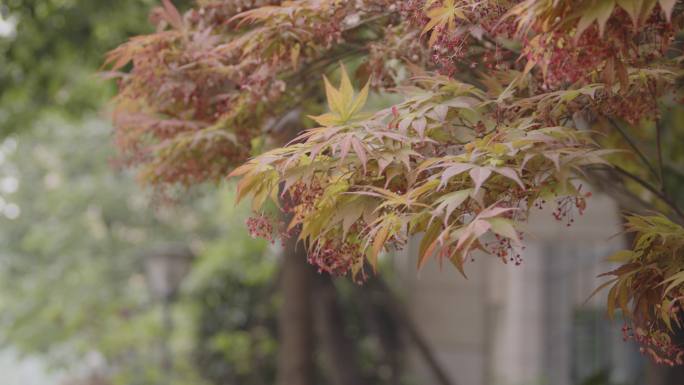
{"left": 394, "top": 236, "right": 489, "bottom": 385}
{"left": 395, "top": 192, "right": 641, "bottom": 385}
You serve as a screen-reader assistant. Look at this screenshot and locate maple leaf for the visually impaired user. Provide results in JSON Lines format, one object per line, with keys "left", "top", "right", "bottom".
{"left": 421, "top": 0, "right": 469, "bottom": 46}
{"left": 309, "top": 64, "right": 370, "bottom": 127}
{"left": 575, "top": 0, "right": 616, "bottom": 38}
{"left": 616, "top": 0, "right": 658, "bottom": 26}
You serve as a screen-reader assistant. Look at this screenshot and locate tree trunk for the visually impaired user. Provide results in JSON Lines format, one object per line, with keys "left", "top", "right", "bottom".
{"left": 276, "top": 238, "right": 314, "bottom": 385}
{"left": 273, "top": 109, "right": 315, "bottom": 385}
{"left": 312, "top": 274, "right": 367, "bottom": 385}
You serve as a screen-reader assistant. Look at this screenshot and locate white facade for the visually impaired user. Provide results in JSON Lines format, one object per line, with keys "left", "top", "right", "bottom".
{"left": 396, "top": 192, "right": 643, "bottom": 385}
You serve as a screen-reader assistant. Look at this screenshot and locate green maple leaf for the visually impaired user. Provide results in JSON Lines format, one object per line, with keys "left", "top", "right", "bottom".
{"left": 421, "top": 0, "right": 469, "bottom": 46}
{"left": 309, "top": 64, "right": 370, "bottom": 127}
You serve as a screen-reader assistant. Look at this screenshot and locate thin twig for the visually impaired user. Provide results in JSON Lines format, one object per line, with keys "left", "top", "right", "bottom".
{"left": 606, "top": 117, "right": 660, "bottom": 182}
{"left": 656, "top": 118, "right": 664, "bottom": 188}
{"left": 648, "top": 81, "right": 665, "bottom": 190}
{"left": 585, "top": 169, "right": 660, "bottom": 217}
{"left": 611, "top": 165, "right": 684, "bottom": 221}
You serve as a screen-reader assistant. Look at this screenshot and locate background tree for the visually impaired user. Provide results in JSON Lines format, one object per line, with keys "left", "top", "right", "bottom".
{"left": 0, "top": 115, "right": 227, "bottom": 384}
{"left": 0, "top": 114, "right": 413, "bottom": 385}
{"left": 0, "top": 0, "right": 196, "bottom": 135}
{"left": 108, "top": 0, "right": 684, "bottom": 368}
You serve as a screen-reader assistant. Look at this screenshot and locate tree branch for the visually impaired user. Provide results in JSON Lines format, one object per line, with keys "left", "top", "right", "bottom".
{"left": 585, "top": 169, "right": 658, "bottom": 216}
{"left": 606, "top": 117, "right": 660, "bottom": 183}
{"left": 656, "top": 118, "right": 665, "bottom": 188}
{"left": 372, "top": 277, "right": 457, "bottom": 385}
{"left": 611, "top": 165, "right": 684, "bottom": 222}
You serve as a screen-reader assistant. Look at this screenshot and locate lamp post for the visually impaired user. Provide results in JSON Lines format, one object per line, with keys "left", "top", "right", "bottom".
{"left": 142, "top": 243, "right": 194, "bottom": 381}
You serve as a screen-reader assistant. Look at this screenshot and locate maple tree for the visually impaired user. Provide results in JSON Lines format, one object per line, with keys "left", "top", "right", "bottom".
{"left": 108, "top": 0, "right": 684, "bottom": 365}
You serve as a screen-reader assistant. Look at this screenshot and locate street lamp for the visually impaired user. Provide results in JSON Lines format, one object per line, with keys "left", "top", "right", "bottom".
{"left": 143, "top": 243, "right": 194, "bottom": 301}
{"left": 142, "top": 243, "right": 194, "bottom": 380}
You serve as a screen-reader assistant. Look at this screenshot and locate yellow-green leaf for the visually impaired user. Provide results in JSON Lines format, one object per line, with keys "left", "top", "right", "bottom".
{"left": 487, "top": 217, "right": 521, "bottom": 245}
{"left": 659, "top": 0, "right": 676, "bottom": 20}
{"left": 370, "top": 223, "right": 390, "bottom": 271}
{"left": 323, "top": 75, "right": 344, "bottom": 114}
{"left": 348, "top": 81, "right": 370, "bottom": 117}
{"left": 606, "top": 250, "right": 634, "bottom": 262}
{"left": 576, "top": 0, "right": 615, "bottom": 37}
{"left": 418, "top": 222, "right": 443, "bottom": 270}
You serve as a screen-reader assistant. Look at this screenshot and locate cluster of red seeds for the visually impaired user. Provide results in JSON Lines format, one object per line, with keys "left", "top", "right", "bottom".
{"left": 477, "top": 4, "right": 516, "bottom": 38}
{"left": 485, "top": 234, "right": 524, "bottom": 266}
{"left": 430, "top": 27, "right": 469, "bottom": 76}
{"left": 594, "top": 83, "right": 660, "bottom": 125}
{"left": 246, "top": 214, "right": 276, "bottom": 243}
{"left": 523, "top": 9, "right": 675, "bottom": 91}
{"left": 524, "top": 31, "right": 610, "bottom": 89}
{"left": 623, "top": 324, "right": 684, "bottom": 366}
{"left": 308, "top": 239, "right": 362, "bottom": 278}
{"left": 282, "top": 181, "right": 324, "bottom": 225}
{"left": 551, "top": 195, "right": 588, "bottom": 226}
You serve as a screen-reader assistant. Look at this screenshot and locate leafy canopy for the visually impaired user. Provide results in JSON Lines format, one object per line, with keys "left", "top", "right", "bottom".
{"left": 109, "top": 0, "right": 684, "bottom": 364}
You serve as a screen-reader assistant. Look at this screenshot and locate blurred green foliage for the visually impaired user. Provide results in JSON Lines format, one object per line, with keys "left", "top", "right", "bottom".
{"left": 0, "top": 0, "right": 192, "bottom": 135}
{"left": 0, "top": 113, "right": 275, "bottom": 384}
{"left": 186, "top": 237, "right": 278, "bottom": 385}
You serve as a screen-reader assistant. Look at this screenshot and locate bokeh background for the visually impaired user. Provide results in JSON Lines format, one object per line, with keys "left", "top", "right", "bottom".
{"left": 0, "top": 1, "right": 681, "bottom": 385}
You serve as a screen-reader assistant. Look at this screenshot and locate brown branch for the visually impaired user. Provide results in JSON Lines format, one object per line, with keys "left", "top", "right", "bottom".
{"left": 611, "top": 165, "right": 684, "bottom": 222}
{"left": 656, "top": 118, "right": 665, "bottom": 188}
{"left": 606, "top": 117, "right": 660, "bottom": 182}
{"left": 372, "top": 277, "right": 457, "bottom": 385}
{"left": 585, "top": 168, "right": 662, "bottom": 215}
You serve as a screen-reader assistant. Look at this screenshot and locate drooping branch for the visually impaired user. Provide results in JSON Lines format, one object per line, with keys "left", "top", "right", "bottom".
{"left": 372, "top": 278, "right": 457, "bottom": 385}
{"left": 606, "top": 117, "right": 661, "bottom": 183}
{"left": 656, "top": 118, "right": 665, "bottom": 187}
{"left": 611, "top": 165, "right": 684, "bottom": 223}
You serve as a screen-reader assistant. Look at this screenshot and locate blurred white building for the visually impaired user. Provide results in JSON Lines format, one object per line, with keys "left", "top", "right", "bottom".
{"left": 396, "top": 191, "right": 645, "bottom": 385}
